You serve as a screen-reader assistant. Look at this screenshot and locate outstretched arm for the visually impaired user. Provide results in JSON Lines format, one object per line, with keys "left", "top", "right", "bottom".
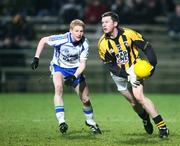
{"left": 34, "top": 37, "right": 49, "bottom": 58}
{"left": 31, "top": 36, "right": 49, "bottom": 70}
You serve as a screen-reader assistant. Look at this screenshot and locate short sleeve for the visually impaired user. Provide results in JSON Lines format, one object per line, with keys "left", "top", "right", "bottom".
{"left": 80, "top": 38, "right": 89, "bottom": 60}
{"left": 125, "top": 28, "right": 144, "bottom": 41}
{"left": 47, "top": 34, "right": 68, "bottom": 47}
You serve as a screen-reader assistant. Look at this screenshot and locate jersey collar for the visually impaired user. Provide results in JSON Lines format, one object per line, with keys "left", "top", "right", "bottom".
{"left": 69, "top": 33, "right": 85, "bottom": 46}
{"left": 105, "top": 28, "right": 124, "bottom": 40}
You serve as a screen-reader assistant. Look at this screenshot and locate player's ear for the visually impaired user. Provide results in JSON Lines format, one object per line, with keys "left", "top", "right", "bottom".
{"left": 114, "top": 21, "right": 118, "bottom": 28}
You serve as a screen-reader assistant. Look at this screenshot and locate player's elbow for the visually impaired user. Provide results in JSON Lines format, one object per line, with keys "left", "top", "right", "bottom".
{"left": 40, "top": 37, "right": 48, "bottom": 44}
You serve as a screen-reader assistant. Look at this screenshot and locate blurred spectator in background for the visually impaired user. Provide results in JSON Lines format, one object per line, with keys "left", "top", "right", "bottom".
{"left": 84, "top": 0, "right": 108, "bottom": 24}
{"left": 4, "top": 13, "right": 35, "bottom": 43}
{"left": 51, "top": 0, "right": 67, "bottom": 15}
{"left": 130, "top": 0, "right": 163, "bottom": 24}
{"left": 59, "top": 0, "right": 82, "bottom": 24}
{"left": 0, "top": 13, "right": 35, "bottom": 67}
{"left": 146, "top": 0, "right": 163, "bottom": 24}
{"left": 167, "top": 1, "right": 180, "bottom": 41}
{"left": 33, "top": 0, "right": 53, "bottom": 16}
{"left": 131, "top": 0, "right": 148, "bottom": 24}
{"left": 0, "top": 0, "right": 34, "bottom": 16}
{"left": 111, "top": 0, "right": 132, "bottom": 24}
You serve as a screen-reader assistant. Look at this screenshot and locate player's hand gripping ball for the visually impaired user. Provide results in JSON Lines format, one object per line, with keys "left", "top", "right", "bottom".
{"left": 134, "top": 59, "right": 153, "bottom": 78}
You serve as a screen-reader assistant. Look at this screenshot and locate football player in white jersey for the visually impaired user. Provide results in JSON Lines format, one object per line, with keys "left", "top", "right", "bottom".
{"left": 31, "top": 19, "right": 101, "bottom": 134}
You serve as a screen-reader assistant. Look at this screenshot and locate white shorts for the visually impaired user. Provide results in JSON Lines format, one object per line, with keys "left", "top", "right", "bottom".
{"left": 110, "top": 72, "right": 129, "bottom": 91}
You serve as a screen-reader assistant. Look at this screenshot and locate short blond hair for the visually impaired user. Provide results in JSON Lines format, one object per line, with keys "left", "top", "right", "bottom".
{"left": 70, "top": 19, "right": 85, "bottom": 30}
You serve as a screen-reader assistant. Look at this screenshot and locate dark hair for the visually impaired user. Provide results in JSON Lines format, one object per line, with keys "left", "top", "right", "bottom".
{"left": 101, "top": 11, "right": 119, "bottom": 23}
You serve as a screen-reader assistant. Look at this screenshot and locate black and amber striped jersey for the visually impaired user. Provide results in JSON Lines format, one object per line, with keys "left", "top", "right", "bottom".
{"left": 98, "top": 27, "right": 157, "bottom": 77}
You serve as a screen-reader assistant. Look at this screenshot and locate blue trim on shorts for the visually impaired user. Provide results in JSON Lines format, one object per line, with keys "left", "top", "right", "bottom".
{"left": 53, "top": 64, "right": 85, "bottom": 87}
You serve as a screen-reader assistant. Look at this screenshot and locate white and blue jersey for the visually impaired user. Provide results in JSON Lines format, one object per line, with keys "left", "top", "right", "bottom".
{"left": 47, "top": 32, "right": 89, "bottom": 68}
{"left": 48, "top": 32, "right": 88, "bottom": 87}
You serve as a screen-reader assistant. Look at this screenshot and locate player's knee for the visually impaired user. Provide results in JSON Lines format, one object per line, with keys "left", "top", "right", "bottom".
{"left": 134, "top": 96, "right": 145, "bottom": 106}
{"left": 55, "top": 84, "right": 63, "bottom": 94}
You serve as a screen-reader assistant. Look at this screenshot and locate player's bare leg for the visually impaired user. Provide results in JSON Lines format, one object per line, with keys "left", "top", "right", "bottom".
{"left": 132, "top": 84, "right": 169, "bottom": 138}
{"left": 75, "top": 81, "right": 101, "bottom": 134}
{"left": 53, "top": 72, "right": 68, "bottom": 134}
{"left": 120, "top": 89, "right": 153, "bottom": 134}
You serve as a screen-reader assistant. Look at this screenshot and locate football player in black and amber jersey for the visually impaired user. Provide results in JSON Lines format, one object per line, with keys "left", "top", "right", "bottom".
{"left": 98, "top": 11, "right": 169, "bottom": 138}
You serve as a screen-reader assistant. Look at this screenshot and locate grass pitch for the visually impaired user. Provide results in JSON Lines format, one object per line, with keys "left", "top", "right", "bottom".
{"left": 0, "top": 93, "right": 180, "bottom": 146}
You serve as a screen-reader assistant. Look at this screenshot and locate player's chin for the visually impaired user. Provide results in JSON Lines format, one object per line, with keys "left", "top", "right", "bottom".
{"left": 75, "top": 38, "right": 81, "bottom": 41}
{"left": 104, "top": 30, "right": 110, "bottom": 34}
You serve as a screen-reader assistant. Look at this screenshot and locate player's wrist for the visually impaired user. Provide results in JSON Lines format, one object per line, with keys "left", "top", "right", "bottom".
{"left": 34, "top": 56, "right": 39, "bottom": 60}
